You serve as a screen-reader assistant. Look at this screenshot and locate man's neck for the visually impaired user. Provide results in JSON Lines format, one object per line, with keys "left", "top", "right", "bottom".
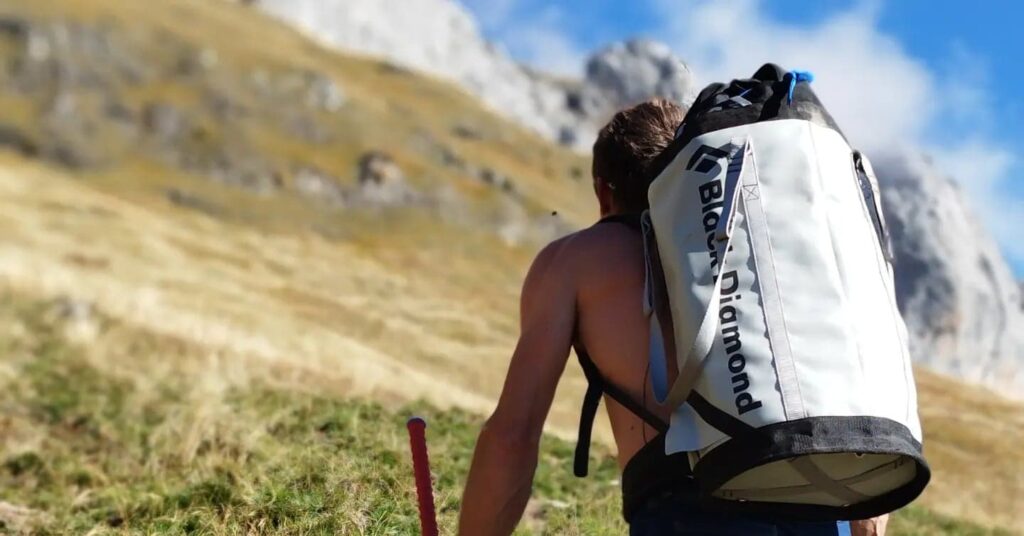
{"left": 600, "top": 208, "right": 624, "bottom": 220}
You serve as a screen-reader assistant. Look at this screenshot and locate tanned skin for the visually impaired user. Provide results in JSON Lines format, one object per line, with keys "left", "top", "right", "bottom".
{"left": 457, "top": 178, "right": 888, "bottom": 536}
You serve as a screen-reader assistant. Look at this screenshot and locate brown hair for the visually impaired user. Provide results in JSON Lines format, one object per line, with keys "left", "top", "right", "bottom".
{"left": 592, "top": 98, "right": 685, "bottom": 213}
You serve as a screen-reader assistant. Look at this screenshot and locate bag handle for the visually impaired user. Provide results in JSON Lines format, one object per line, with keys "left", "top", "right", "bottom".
{"left": 646, "top": 139, "right": 751, "bottom": 409}
{"left": 853, "top": 151, "right": 894, "bottom": 264}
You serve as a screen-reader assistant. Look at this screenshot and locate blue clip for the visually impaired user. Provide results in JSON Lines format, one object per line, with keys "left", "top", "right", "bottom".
{"left": 786, "top": 70, "right": 814, "bottom": 104}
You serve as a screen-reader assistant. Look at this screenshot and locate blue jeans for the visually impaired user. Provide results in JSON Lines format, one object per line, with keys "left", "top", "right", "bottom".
{"left": 629, "top": 491, "right": 851, "bottom": 536}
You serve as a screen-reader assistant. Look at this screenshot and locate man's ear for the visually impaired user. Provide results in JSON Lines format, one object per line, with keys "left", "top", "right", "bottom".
{"left": 594, "top": 175, "right": 615, "bottom": 217}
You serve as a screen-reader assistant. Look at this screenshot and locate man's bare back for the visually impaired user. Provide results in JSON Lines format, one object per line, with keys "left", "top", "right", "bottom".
{"left": 570, "top": 220, "right": 671, "bottom": 467}
{"left": 454, "top": 215, "right": 667, "bottom": 535}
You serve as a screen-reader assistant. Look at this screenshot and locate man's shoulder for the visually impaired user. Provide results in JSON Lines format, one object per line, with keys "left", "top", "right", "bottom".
{"left": 567, "top": 219, "right": 642, "bottom": 258}
{"left": 532, "top": 231, "right": 577, "bottom": 268}
{"left": 533, "top": 220, "right": 640, "bottom": 273}
{"left": 579, "top": 218, "right": 641, "bottom": 242}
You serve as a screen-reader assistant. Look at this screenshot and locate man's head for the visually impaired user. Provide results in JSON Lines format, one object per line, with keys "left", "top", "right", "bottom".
{"left": 592, "top": 98, "right": 685, "bottom": 216}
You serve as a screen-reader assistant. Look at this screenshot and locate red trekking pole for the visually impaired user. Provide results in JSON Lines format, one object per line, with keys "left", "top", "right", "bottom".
{"left": 407, "top": 417, "right": 439, "bottom": 536}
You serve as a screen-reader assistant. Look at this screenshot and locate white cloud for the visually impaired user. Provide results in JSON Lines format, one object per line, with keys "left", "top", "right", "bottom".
{"left": 646, "top": 0, "right": 1023, "bottom": 270}
{"left": 650, "top": 0, "right": 932, "bottom": 152}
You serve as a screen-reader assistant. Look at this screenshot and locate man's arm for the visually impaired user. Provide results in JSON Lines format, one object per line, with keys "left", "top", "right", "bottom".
{"left": 458, "top": 238, "right": 578, "bottom": 536}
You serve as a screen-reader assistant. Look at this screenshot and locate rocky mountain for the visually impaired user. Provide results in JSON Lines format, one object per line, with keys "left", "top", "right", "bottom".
{"left": 576, "top": 40, "right": 697, "bottom": 120}
{"left": 0, "top": 2, "right": 601, "bottom": 247}
{"left": 248, "top": 0, "right": 1024, "bottom": 397}
{"left": 876, "top": 152, "right": 1024, "bottom": 394}
{"left": 249, "top": 0, "right": 697, "bottom": 149}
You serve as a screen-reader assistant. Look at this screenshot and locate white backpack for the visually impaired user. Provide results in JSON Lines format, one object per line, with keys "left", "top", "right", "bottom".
{"left": 641, "top": 64, "right": 930, "bottom": 520}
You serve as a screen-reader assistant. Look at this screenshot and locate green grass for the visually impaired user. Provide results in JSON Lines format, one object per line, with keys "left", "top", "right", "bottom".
{"left": 0, "top": 292, "right": 624, "bottom": 534}
{"left": 0, "top": 292, "right": 1010, "bottom": 535}
{"left": 888, "top": 508, "right": 1014, "bottom": 536}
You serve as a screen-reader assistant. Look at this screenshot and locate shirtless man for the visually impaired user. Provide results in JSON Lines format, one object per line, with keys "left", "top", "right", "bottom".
{"left": 458, "top": 99, "right": 887, "bottom": 536}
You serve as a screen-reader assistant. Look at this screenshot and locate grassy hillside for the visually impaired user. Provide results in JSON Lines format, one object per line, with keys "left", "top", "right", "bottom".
{"left": 0, "top": 0, "right": 1020, "bottom": 533}
{"left": 0, "top": 290, "right": 1011, "bottom": 535}
{"left": 0, "top": 0, "right": 595, "bottom": 448}
{"left": 0, "top": 0, "right": 595, "bottom": 228}
{"left": 0, "top": 289, "right": 622, "bottom": 534}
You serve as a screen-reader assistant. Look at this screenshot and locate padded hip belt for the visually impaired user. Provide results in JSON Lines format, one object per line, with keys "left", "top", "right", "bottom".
{"left": 621, "top": 433, "right": 697, "bottom": 523}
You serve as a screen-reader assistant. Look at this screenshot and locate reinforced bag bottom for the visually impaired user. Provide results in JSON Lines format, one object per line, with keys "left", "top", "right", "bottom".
{"left": 691, "top": 416, "right": 930, "bottom": 521}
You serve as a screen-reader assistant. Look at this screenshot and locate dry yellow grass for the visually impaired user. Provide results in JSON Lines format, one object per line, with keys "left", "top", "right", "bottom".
{"left": 912, "top": 368, "right": 1024, "bottom": 529}
{"left": 0, "top": 154, "right": 512, "bottom": 415}
{"left": 0, "top": 0, "right": 598, "bottom": 437}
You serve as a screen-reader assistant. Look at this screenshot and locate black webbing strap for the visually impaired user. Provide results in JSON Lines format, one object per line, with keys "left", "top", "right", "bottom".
{"left": 572, "top": 213, "right": 771, "bottom": 479}
{"left": 687, "top": 391, "right": 771, "bottom": 448}
{"left": 685, "top": 392, "right": 754, "bottom": 438}
{"left": 620, "top": 432, "right": 697, "bottom": 522}
{"left": 573, "top": 213, "right": 667, "bottom": 477}
{"left": 574, "top": 351, "right": 770, "bottom": 477}
{"left": 574, "top": 347, "right": 668, "bottom": 477}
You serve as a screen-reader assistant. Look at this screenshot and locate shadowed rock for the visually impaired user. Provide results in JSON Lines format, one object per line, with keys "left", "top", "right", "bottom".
{"left": 142, "top": 103, "right": 188, "bottom": 142}
{"left": 876, "top": 151, "right": 1024, "bottom": 396}
{"left": 579, "top": 39, "right": 697, "bottom": 121}
{"left": 355, "top": 151, "right": 418, "bottom": 206}
{"left": 166, "top": 188, "right": 223, "bottom": 217}
{"left": 0, "top": 124, "right": 39, "bottom": 157}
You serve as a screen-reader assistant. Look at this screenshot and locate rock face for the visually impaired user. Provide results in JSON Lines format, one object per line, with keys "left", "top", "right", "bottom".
{"left": 875, "top": 151, "right": 1024, "bottom": 396}
{"left": 0, "top": 17, "right": 358, "bottom": 199}
{"left": 355, "top": 151, "right": 407, "bottom": 203}
{"left": 571, "top": 40, "right": 698, "bottom": 124}
{"left": 249, "top": 0, "right": 696, "bottom": 149}
{"left": 251, "top": 0, "right": 583, "bottom": 144}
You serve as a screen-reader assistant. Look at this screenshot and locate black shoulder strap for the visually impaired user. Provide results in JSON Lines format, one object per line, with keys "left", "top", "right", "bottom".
{"left": 574, "top": 215, "right": 664, "bottom": 477}
{"left": 574, "top": 346, "right": 668, "bottom": 477}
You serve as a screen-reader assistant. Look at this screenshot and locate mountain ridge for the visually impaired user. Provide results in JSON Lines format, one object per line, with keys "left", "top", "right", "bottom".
{"left": 248, "top": 0, "right": 1024, "bottom": 398}
{"left": 249, "top": 0, "right": 699, "bottom": 149}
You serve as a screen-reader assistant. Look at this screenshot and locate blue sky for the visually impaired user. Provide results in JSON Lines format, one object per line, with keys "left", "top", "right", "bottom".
{"left": 463, "top": 0, "right": 1024, "bottom": 276}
